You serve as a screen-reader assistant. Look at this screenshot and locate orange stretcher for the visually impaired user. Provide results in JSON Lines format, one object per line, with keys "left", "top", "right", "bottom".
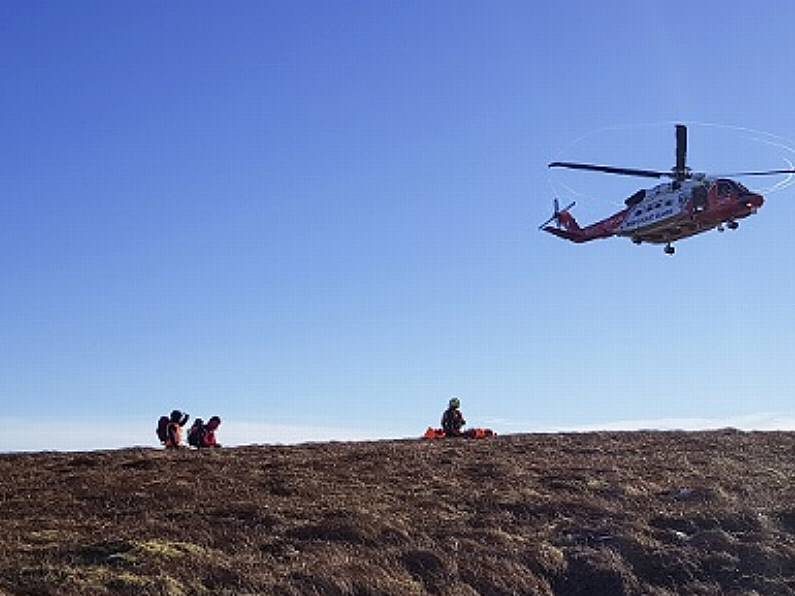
{"left": 423, "top": 427, "right": 496, "bottom": 440}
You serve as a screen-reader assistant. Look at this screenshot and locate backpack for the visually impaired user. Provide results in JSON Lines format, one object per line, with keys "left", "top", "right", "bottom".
{"left": 156, "top": 416, "right": 170, "bottom": 443}
{"left": 187, "top": 419, "right": 205, "bottom": 448}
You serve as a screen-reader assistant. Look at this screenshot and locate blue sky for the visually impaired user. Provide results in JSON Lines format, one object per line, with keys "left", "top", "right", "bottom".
{"left": 2, "top": 2, "right": 795, "bottom": 450}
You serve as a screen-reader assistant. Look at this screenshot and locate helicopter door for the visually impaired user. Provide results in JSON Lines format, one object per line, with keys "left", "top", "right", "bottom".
{"left": 693, "top": 185, "right": 707, "bottom": 212}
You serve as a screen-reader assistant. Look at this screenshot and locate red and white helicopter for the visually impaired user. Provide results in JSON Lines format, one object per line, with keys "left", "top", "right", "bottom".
{"left": 541, "top": 124, "right": 795, "bottom": 254}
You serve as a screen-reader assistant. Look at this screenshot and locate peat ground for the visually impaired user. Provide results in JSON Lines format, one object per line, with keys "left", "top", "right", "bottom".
{"left": 1, "top": 430, "right": 794, "bottom": 595}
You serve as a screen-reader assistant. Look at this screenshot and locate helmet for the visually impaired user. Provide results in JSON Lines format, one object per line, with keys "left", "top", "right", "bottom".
{"left": 449, "top": 397, "right": 460, "bottom": 409}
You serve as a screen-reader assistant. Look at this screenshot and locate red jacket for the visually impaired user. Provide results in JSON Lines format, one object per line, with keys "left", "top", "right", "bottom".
{"left": 201, "top": 429, "right": 219, "bottom": 448}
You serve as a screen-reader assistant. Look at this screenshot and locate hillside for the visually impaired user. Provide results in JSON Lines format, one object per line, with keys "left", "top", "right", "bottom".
{"left": 1, "top": 430, "right": 794, "bottom": 595}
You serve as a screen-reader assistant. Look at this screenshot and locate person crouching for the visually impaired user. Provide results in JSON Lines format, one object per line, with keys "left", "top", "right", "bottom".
{"left": 188, "top": 416, "right": 222, "bottom": 448}
{"left": 441, "top": 397, "right": 466, "bottom": 437}
{"left": 201, "top": 416, "right": 222, "bottom": 448}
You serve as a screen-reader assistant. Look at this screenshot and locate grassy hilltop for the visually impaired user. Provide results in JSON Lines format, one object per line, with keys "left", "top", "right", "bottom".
{"left": 1, "top": 431, "right": 795, "bottom": 595}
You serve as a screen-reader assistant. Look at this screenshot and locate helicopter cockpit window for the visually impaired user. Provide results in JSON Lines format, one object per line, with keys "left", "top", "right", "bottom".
{"left": 717, "top": 181, "right": 732, "bottom": 197}
{"left": 624, "top": 189, "right": 646, "bottom": 207}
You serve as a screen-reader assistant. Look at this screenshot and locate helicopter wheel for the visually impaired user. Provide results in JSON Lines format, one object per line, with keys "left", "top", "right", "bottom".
{"left": 632, "top": 237, "right": 642, "bottom": 245}
{"left": 727, "top": 220, "right": 739, "bottom": 230}
{"left": 664, "top": 243, "right": 675, "bottom": 256}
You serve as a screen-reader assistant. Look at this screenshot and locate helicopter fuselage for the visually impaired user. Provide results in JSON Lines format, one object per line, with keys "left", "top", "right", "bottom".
{"left": 543, "top": 176, "right": 764, "bottom": 247}
{"left": 616, "top": 176, "right": 764, "bottom": 244}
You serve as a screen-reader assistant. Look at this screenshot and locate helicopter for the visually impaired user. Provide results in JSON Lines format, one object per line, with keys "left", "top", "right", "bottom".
{"left": 541, "top": 124, "right": 795, "bottom": 254}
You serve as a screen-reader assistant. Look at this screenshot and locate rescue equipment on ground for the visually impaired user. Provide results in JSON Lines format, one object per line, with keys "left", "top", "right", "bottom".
{"left": 423, "top": 427, "right": 495, "bottom": 440}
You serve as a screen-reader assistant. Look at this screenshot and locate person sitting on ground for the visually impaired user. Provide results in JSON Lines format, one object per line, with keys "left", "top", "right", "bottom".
{"left": 201, "top": 416, "right": 222, "bottom": 448}
{"left": 187, "top": 418, "right": 204, "bottom": 447}
{"left": 188, "top": 416, "right": 222, "bottom": 448}
{"left": 165, "top": 409, "right": 190, "bottom": 449}
{"left": 441, "top": 397, "right": 466, "bottom": 437}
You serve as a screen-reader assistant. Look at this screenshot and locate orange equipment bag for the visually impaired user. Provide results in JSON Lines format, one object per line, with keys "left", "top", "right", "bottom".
{"left": 423, "top": 427, "right": 447, "bottom": 440}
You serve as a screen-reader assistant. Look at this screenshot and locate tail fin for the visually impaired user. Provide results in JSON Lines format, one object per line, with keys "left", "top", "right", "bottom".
{"left": 556, "top": 209, "right": 581, "bottom": 233}
{"left": 539, "top": 199, "right": 583, "bottom": 240}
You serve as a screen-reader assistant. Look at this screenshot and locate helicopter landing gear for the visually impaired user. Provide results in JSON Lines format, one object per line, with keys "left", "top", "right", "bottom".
{"left": 664, "top": 243, "right": 675, "bottom": 256}
{"left": 632, "top": 237, "right": 642, "bottom": 245}
{"left": 717, "top": 223, "right": 725, "bottom": 232}
{"left": 727, "top": 220, "right": 739, "bottom": 230}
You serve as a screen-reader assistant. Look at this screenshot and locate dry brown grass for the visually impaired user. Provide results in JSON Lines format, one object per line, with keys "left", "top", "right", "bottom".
{"left": 1, "top": 430, "right": 794, "bottom": 595}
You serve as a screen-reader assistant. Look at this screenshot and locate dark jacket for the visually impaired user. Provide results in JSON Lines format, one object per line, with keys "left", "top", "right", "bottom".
{"left": 441, "top": 407, "right": 466, "bottom": 436}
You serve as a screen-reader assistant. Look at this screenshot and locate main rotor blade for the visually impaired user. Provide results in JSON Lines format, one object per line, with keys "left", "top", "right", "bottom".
{"left": 549, "top": 161, "right": 671, "bottom": 179}
{"left": 717, "top": 168, "right": 795, "bottom": 177}
{"left": 675, "top": 124, "right": 687, "bottom": 178}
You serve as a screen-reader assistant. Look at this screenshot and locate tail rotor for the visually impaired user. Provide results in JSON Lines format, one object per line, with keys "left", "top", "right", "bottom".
{"left": 539, "top": 198, "right": 576, "bottom": 230}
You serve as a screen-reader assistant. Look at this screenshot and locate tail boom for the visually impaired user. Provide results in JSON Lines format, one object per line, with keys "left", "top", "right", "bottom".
{"left": 542, "top": 209, "right": 628, "bottom": 243}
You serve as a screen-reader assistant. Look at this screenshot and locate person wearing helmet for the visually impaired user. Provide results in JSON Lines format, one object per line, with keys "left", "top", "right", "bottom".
{"left": 441, "top": 397, "right": 466, "bottom": 437}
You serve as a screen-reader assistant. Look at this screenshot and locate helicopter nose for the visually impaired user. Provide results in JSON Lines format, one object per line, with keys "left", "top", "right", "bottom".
{"left": 742, "top": 193, "right": 764, "bottom": 209}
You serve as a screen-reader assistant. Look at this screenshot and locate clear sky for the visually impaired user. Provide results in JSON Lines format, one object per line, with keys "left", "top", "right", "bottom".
{"left": 2, "top": 1, "right": 795, "bottom": 450}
